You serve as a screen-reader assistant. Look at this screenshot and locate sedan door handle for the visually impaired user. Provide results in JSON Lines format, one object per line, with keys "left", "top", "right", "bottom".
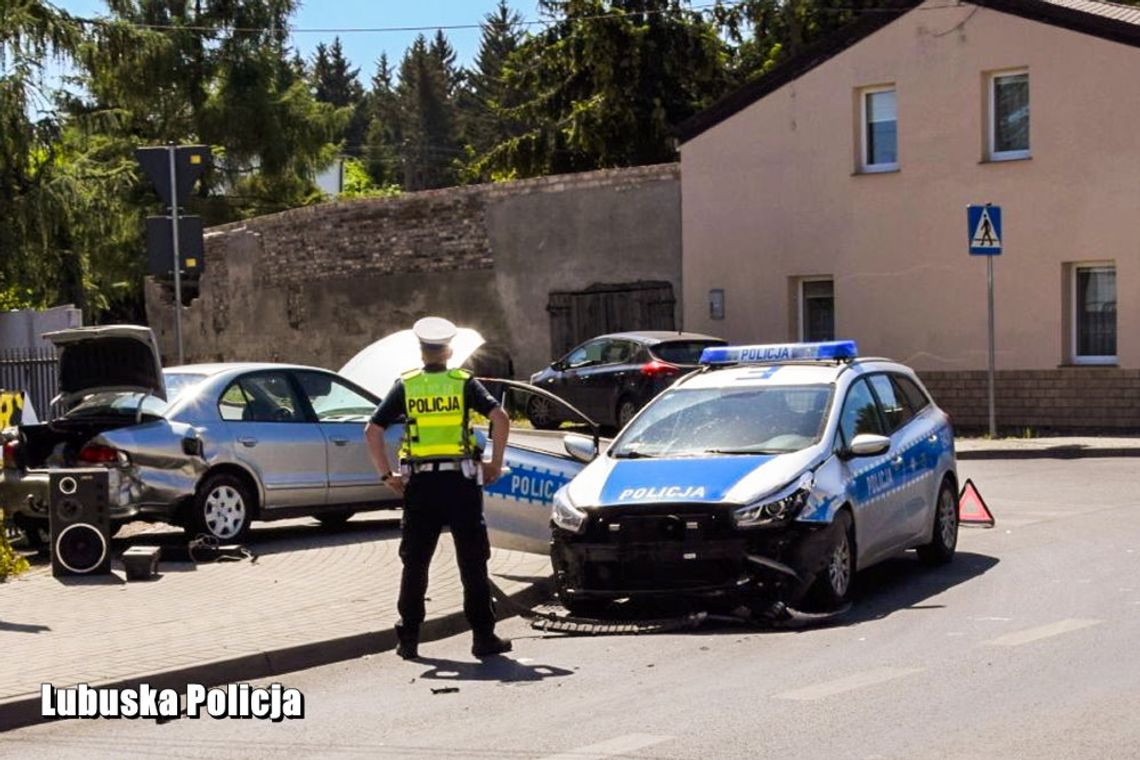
{"left": 330, "top": 437, "right": 350, "bottom": 446}
{"left": 928, "top": 434, "right": 939, "bottom": 443}
{"left": 238, "top": 436, "right": 258, "bottom": 447}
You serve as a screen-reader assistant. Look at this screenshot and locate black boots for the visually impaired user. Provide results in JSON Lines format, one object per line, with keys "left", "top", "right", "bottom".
{"left": 395, "top": 622, "right": 419, "bottom": 660}
{"left": 471, "top": 631, "right": 512, "bottom": 658}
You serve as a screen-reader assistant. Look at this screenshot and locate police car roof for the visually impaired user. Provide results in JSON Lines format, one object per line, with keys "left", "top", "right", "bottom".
{"left": 679, "top": 356, "right": 908, "bottom": 390}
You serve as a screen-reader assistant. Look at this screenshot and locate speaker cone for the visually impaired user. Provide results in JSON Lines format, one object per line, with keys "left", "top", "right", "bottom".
{"left": 55, "top": 523, "right": 109, "bottom": 574}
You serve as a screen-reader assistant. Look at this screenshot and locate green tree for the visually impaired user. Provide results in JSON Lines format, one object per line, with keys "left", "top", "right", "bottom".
{"left": 476, "top": 0, "right": 730, "bottom": 179}
{"left": 75, "top": 0, "right": 344, "bottom": 217}
{"left": 311, "top": 37, "right": 368, "bottom": 155}
{"left": 397, "top": 33, "right": 461, "bottom": 190}
{"left": 457, "top": 0, "right": 527, "bottom": 180}
{"left": 714, "top": 0, "right": 893, "bottom": 81}
{"left": 364, "top": 53, "right": 402, "bottom": 186}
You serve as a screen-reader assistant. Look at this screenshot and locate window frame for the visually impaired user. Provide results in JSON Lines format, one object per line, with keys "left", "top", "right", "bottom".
{"left": 220, "top": 370, "right": 310, "bottom": 424}
{"left": 836, "top": 377, "right": 887, "bottom": 450}
{"left": 865, "top": 373, "right": 916, "bottom": 435}
{"left": 293, "top": 369, "right": 380, "bottom": 424}
{"left": 891, "top": 373, "right": 931, "bottom": 415}
{"left": 988, "top": 69, "right": 1030, "bottom": 161}
{"left": 799, "top": 277, "right": 836, "bottom": 342}
{"left": 860, "top": 85, "right": 899, "bottom": 173}
{"left": 1071, "top": 262, "right": 1117, "bottom": 365}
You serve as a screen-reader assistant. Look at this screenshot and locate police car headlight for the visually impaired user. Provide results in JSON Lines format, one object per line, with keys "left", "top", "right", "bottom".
{"left": 551, "top": 487, "right": 588, "bottom": 534}
{"left": 734, "top": 473, "right": 814, "bottom": 528}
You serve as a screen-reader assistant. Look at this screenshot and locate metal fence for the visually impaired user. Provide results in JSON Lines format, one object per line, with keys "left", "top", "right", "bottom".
{"left": 0, "top": 347, "right": 58, "bottom": 423}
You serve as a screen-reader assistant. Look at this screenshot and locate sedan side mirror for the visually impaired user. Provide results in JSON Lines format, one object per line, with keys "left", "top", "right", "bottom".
{"left": 846, "top": 433, "right": 891, "bottom": 458}
{"left": 563, "top": 433, "right": 598, "bottom": 463}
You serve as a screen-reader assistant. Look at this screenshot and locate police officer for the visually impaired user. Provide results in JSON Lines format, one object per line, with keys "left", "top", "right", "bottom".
{"left": 364, "top": 317, "right": 512, "bottom": 660}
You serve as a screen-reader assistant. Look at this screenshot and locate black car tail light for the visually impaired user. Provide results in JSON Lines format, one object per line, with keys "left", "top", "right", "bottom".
{"left": 640, "top": 360, "right": 680, "bottom": 378}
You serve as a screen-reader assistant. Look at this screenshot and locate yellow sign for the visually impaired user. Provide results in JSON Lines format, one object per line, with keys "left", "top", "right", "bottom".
{"left": 0, "top": 391, "right": 25, "bottom": 428}
{"left": 190, "top": 154, "right": 202, "bottom": 165}
{"left": 186, "top": 258, "right": 198, "bottom": 268}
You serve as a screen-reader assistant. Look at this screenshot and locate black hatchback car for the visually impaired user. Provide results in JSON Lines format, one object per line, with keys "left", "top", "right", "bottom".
{"left": 526, "top": 331, "right": 726, "bottom": 431}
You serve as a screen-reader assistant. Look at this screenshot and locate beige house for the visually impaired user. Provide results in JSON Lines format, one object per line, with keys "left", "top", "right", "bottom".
{"left": 678, "top": 0, "right": 1140, "bottom": 429}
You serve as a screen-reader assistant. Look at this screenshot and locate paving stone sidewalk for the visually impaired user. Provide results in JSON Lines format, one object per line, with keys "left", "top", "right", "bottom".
{"left": 955, "top": 435, "right": 1140, "bottom": 459}
{"left": 0, "top": 516, "right": 550, "bottom": 726}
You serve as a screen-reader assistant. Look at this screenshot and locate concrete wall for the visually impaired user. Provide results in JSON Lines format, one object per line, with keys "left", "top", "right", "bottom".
{"left": 145, "top": 164, "right": 681, "bottom": 378}
{"left": 680, "top": 1, "right": 1140, "bottom": 373}
{"left": 0, "top": 306, "right": 82, "bottom": 351}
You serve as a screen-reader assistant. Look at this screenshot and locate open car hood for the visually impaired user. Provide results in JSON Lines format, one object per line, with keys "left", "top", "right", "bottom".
{"left": 44, "top": 325, "right": 166, "bottom": 408}
{"left": 339, "top": 328, "right": 485, "bottom": 399}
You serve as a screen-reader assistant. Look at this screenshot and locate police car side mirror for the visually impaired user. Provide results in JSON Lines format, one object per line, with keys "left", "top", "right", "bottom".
{"left": 846, "top": 433, "right": 891, "bottom": 458}
{"left": 563, "top": 433, "right": 598, "bottom": 463}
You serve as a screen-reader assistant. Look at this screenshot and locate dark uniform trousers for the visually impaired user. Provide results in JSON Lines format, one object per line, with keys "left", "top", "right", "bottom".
{"left": 397, "top": 470, "right": 496, "bottom": 635}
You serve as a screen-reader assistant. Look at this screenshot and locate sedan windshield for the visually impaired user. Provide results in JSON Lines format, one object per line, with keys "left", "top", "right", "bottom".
{"left": 610, "top": 385, "right": 832, "bottom": 458}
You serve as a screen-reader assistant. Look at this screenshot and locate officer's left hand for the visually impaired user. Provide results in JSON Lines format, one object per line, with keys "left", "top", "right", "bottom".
{"left": 481, "top": 461, "right": 502, "bottom": 485}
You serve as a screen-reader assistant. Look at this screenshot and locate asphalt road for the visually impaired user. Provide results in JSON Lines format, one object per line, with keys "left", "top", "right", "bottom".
{"left": 3, "top": 458, "right": 1139, "bottom": 759}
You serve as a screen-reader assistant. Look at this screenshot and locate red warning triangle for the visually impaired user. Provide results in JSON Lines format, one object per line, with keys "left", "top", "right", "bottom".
{"left": 958, "top": 479, "right": 995, "bottom": 527}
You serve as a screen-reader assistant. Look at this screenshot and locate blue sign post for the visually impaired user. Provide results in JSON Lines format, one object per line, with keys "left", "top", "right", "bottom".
{"left": 967, "top": 204, "right": 1002, "bottom": 436}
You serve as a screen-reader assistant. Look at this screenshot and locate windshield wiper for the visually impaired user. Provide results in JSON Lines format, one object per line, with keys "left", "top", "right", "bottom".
{"left": 611, "top": 450, "right": 657, "bottom": 459}
{"left": 701, "top": 448, "right": 786, "bottom": 455}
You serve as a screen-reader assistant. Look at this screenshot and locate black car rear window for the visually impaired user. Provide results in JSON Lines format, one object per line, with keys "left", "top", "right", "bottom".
{"left": 650, "top": 340, "right": 726, "bottom": 364}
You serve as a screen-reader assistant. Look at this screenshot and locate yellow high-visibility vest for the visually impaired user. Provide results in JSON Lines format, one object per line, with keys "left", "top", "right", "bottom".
{"left": 401, "top": 368, "right": 476, "bottom": 460}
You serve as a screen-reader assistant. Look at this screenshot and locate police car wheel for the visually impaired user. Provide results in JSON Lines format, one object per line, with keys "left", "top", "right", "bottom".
{"left": 525, "top": 396, "right": 560, "bottom": 430}
{"left": 809, "top": 510, "right": 854, "bottom": 609}
{"left": 917, "top": 479, "right": 958, "bottom": 565}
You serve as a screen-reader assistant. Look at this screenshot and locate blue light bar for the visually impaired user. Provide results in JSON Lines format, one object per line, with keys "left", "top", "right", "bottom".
{"left": 699, "top": 340, "right": 859, "bottom": 365}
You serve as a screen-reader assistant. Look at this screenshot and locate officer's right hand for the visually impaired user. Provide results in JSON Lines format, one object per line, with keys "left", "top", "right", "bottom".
{"left": 385, "top": 473, "right": 406, "bottom": 497}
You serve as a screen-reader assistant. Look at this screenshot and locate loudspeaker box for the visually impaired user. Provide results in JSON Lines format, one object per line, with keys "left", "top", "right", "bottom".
{"left": 49, "top": 468, "right": 112, "bottom": 577}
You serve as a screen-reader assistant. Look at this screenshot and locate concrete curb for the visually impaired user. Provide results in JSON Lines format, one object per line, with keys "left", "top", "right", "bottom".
{"left": 957, "top": 447, "right": 1140, "bottom": 460}
{"left": 0, "top": 577, "right": 551, "bottom": 733}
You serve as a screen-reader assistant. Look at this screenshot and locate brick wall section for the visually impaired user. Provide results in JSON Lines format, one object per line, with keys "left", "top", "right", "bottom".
{"left": 920, "top": 369, "right": 1140, "bottom": 431}
{"left": 147, "top": 163, "right": 682, "bottom": 372}
{"left": 206, "top": 163, "right": 680, "bottom": 287}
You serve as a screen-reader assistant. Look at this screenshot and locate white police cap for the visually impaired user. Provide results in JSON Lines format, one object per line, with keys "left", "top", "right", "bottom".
{"left": 413, "top": 316, "right": 457, "bottom": 348}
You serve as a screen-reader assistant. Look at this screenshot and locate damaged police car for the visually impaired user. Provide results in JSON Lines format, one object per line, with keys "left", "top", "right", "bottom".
{"left": 549, "top": 341, "right": 958, "bottom": 616}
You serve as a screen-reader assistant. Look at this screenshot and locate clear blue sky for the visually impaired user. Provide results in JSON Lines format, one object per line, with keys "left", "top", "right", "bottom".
{"left": 55, "top": 1, "right": 540, "bottom": 80}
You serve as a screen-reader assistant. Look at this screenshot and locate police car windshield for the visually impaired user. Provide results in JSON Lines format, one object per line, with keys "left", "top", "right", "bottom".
{"left": 610, "top": 385, "right": 832, "bottom": 458}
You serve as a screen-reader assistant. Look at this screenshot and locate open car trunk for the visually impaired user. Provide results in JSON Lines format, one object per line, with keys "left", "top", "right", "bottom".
{"left": 17, "top": 418, "right": 141, "bottom": 469}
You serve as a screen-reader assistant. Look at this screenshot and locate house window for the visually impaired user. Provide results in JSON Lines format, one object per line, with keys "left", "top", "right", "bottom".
{"left": 861, "top": 86, "right": 898, "bottom": 172}
{"left": 1073, "top": 264, "right": 1116, "bottom": 363}
{"left": 989, "top": 70, "right": 1029, "bottom": 160}
{"left": 800, "top": 279, "right": 835, "bottom": 342}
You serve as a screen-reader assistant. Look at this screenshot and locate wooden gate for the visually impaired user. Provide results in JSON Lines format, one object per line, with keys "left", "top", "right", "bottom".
{"left": 547, "top": 281, "right": 676, "bottom": 359}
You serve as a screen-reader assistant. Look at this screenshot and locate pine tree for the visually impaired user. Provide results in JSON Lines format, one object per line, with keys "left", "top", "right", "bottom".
{"left": 310, "top": 37, "right": 367, "bottom": 155}
{"left": 364, "top": 53, "right": 402, "bottom": 186}
{"left": 458, "top": 0, "right": 526, "bottom": 178}
{"left": 476, "top": 0, "right": 730, "bottom": 178}
{"left": 397, "top": 34, "right": 460, "bottom": 190}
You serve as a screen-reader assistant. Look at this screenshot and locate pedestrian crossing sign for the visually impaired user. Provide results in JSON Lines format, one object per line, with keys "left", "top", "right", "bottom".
{"left": 968, "top": 205, "right": 1002, "bottom": 255}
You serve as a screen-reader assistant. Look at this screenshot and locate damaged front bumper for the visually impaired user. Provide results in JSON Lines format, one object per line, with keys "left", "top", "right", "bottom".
{"left": 551, "top": 503, "right": 842, "bottom": 605}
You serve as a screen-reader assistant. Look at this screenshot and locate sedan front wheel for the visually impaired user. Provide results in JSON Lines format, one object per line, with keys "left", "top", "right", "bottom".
{"left": 189, "top": 473, "right": 254, "bottom": 542}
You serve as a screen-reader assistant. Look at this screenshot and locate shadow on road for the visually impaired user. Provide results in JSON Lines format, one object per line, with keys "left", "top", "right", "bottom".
{"left": 842, "top": 550, "right": 1000, "bottom": 626}
{"left": 0, "top": 620, "right": 51, "bottom": 634}
{"left": 104, "top": 513, "right": 404, "bottom": 560}
{"left": 530, "top": 550, "right": 999, "bottom": 637}
{"left": 415, "top": 656, "right": 574, "bottom": 684}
